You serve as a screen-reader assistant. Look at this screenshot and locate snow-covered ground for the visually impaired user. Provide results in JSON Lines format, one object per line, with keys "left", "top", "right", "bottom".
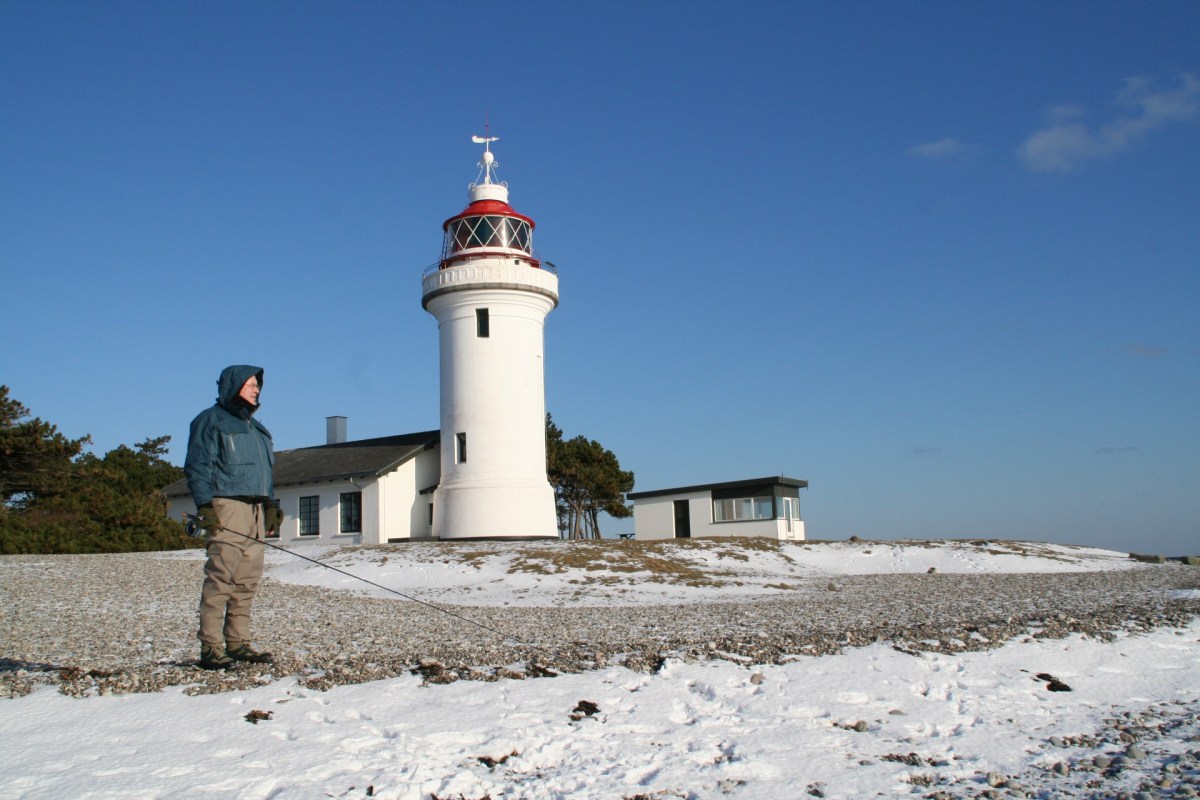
{"left": 2, "top": 540, "right": 1198, "bottom": 800}
{"left": 261, "top": 538, "right": 1145, "bottom": 607}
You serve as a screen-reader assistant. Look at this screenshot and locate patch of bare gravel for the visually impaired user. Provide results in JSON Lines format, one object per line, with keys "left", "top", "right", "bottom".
{"left": 1, "top": 551, "right": 1197, "bottom": 698}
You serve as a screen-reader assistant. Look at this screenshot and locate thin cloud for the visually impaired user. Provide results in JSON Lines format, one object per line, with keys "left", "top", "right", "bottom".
{"left": 1018, "top": 74, "right": 1200, "bottom": 172}
{"left": 1124, "top": 343, "right": 1169, "bottom": 358}
{"left": 912, "top": 446, "right": 944, "bottom": 456}
{"left": 909, "top": 137, "right": 972, "bottom": 159}
{"left": 1095, "top": 446, "right": 1140, "bottom": 456}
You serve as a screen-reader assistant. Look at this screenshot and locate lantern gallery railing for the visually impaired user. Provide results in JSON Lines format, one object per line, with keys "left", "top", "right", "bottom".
{"left": 421, "top": 260, "right": 560, "bottom": 308}
{"left": 422, "top": 255, "right": 557, "bottom": 277}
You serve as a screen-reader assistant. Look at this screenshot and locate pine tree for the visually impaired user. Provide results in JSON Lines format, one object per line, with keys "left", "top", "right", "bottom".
{"left": 0, "top": 387, "right": 192, "bottom": 553}
{"left": 546, "top": 414, "right": 634, "bottom": 540}
{"left": 0, "top": 385, "right": 90, "bottom": 510}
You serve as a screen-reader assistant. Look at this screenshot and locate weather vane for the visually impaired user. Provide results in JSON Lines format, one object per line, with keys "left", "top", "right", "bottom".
{"left": 471, "top": 122, "right": 500, "bottom": 185}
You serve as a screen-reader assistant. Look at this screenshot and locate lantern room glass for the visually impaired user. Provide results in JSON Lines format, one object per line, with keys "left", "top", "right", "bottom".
{"left": 444, "top": 215, "right": 533, "bottom": 257}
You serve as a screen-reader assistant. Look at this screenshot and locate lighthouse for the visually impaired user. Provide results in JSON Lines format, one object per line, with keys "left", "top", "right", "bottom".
{"left": 421, "top": 135, "right": 560, "bottom": 540}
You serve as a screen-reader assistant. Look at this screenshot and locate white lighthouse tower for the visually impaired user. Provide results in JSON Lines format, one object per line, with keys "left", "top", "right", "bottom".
{"left": 422, "top": 135, "right": 559, "bottom": 540}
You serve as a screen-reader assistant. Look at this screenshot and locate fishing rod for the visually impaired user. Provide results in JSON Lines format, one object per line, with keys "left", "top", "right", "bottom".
{"left": 182, "top": 513, "right": 540, "bottom": 650}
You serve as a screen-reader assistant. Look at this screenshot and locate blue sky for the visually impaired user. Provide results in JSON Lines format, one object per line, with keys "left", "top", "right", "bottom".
{"left": 2, "top": 1, "right": 1197, "bottom": 552}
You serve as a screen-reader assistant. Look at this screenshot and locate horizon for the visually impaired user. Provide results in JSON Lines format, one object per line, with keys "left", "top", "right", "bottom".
{"left": 2, "top": 2, "right": 1197, "bottom": 553}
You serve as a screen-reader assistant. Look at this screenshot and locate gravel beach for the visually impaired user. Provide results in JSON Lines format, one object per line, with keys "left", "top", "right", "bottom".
{"left": 2, "top": 548, "right": 1197, "bottom": 699}
{"left": 3, "top": 547, "right": 1200, "bottom": 800}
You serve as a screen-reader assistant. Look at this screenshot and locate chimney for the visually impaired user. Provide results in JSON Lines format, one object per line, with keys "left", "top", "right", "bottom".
{"left": 326, "top": 416, "right": 347, "bottom": 445}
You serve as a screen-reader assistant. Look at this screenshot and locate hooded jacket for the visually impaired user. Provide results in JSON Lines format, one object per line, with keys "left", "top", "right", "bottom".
{"left": 184, "top": 365, "right": 275, "bottom": 508}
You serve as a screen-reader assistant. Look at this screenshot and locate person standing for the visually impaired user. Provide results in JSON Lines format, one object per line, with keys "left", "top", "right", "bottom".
{"left": 184, "top": 365, "right": 283, "bottom": 670}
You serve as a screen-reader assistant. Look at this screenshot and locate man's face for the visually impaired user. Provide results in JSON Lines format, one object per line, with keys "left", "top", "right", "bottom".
{"left": 238, "top": 376, "right": 261, "bottom": 406}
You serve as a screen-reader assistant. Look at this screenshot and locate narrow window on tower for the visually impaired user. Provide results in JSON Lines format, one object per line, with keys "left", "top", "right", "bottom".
{"left": 476, "top": 308, "right": 490, "bottom": 338}
{"left": 455, "top": 432, "right": 467, "bottom": 463}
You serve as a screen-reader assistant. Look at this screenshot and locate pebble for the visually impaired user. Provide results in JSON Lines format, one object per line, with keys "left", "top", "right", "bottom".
{"left": 2, "top": 551, "right": 1196, "bottom": 700}
{"left": 1, "top": 549, "right": 1198, "bottom": 800}
{"left": 937, "top": 699, "right": 1200, "bottom": 799}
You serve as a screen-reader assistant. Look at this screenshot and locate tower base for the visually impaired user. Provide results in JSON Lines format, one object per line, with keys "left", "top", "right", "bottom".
{"left": 433, "top": 482, "right": 559, "bottom": 540}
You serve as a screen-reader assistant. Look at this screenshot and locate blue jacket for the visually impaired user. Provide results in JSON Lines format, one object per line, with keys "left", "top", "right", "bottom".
{"left": 184, "top": 365, "right": 275, "bottom": 508}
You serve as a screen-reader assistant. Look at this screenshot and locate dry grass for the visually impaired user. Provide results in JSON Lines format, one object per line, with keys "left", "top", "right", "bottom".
{"left": 506, "top": 538, "right": 794, "bottom": 587}
{"left": 508, "top": 542, "right": 717, "bottom": 586}
{"left": 309, "top": 537, "right": 1130, "bottom": 598}
{"left": 317, "top": 538, "right": 798, "bottom": 589}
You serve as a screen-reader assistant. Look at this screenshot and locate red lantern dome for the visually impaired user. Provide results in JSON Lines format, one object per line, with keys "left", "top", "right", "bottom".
{"left": 439, "top": 136, "right": 540, "bottom": 269}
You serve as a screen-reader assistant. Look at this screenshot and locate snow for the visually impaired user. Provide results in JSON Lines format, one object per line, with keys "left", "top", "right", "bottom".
{"left": 260, "top": 538, "right": 1144, "bottom": 607}
{"left": 2, "top": 541, "right": 1198, "bottom": 800}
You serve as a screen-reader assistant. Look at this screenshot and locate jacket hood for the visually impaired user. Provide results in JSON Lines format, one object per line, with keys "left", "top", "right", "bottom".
{"left": 216, "top": 365, "right": 264, "bottom": 415}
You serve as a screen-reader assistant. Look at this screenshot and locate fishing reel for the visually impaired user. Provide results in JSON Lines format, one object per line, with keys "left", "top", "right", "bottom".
{"left": 182, "top": 513, "right": 208, "bottom": 539}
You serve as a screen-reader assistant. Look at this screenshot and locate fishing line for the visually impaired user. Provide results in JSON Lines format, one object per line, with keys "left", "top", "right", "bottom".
{"left": 183, "top": 514, "right": 542, "bottom": 651}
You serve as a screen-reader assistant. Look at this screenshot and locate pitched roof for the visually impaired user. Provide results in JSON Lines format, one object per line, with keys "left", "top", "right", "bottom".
{"left": 162, "top": 430, "right": 440, "bottom": 497}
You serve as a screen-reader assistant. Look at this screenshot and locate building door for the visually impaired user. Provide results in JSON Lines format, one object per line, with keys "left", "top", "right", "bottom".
{"left": 782, "top": 497, "right": 797, "bottom": 538}
{"left": 673, "top": 500, "right": 691, "bottom": 538}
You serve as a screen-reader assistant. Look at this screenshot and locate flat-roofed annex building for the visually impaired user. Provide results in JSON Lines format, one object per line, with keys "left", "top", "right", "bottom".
{"left": 628, "top": 476, "right": 807, "bottom": 541}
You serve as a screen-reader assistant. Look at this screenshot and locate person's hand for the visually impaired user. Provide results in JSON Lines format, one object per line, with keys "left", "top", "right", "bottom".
{"left": 196, "top": 505, "right": 221, "bottom": 533}
{"left": 264, "top": 501, "right": 283, "bottom": 534}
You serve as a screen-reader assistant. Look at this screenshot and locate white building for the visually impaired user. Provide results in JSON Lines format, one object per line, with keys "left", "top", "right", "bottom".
{"left": 166, "top": 135, "right": 561, "bottom": 543}
{"left": 165, "top": 420, "right": 441, "bottom": 545}
{"left": 628, "top": 477, "right": 808, "bottom": 541}
{"left": 422, "top": 135, "right": 559, "bottom": 540}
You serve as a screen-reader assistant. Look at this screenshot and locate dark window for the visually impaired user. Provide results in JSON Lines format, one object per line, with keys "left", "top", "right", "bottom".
{"left": 512, "top": 220, "right": 531, "bottom": 250}
{"left": 299, "top": 496, "right": 320, "bottom": 536}
{"left": 712, "top": 495, "right": 776, "bottom": 522}
{"left": 456, "top": 432, "right": 467, "bottom": 464}
{"left": 452, "top": 220, "right": 472, "bottom": 250}
{"left": 476, "top": 308, "right": 489, "bottom": 338}
{"left": 472, "top": 217, "right": 496, "bottom": 247}
{"left": 443, "top": 215, "right": 534, "bottom": 257}
{"left": 340, "top": 492, "right": 362, "bottom": 534}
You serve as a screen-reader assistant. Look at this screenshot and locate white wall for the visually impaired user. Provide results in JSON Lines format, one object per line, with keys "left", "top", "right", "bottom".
{"left": 633, "top": 492, "right": 806, "bottom": 541}
{"left": 426, "top": 274, "right": 559, "bottom": 539}
{"left": 277, "top": 481, "right": 366, "bottom": 545}
{"left": 166, "top": 486, "right": 368, "bottom": 545}
{"left": 632, "top": 492, "right": 708, "bottom": 541}
{"left": 166, "top": 446, "right": 442, "bottom": 546}
{"left": 377, "top": 447, "right": 439, "bottom": 543}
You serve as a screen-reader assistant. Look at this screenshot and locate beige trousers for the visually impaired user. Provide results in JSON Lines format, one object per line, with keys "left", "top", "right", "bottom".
{"left": 198, "top": 498, "right": 265, "bottom": 647}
